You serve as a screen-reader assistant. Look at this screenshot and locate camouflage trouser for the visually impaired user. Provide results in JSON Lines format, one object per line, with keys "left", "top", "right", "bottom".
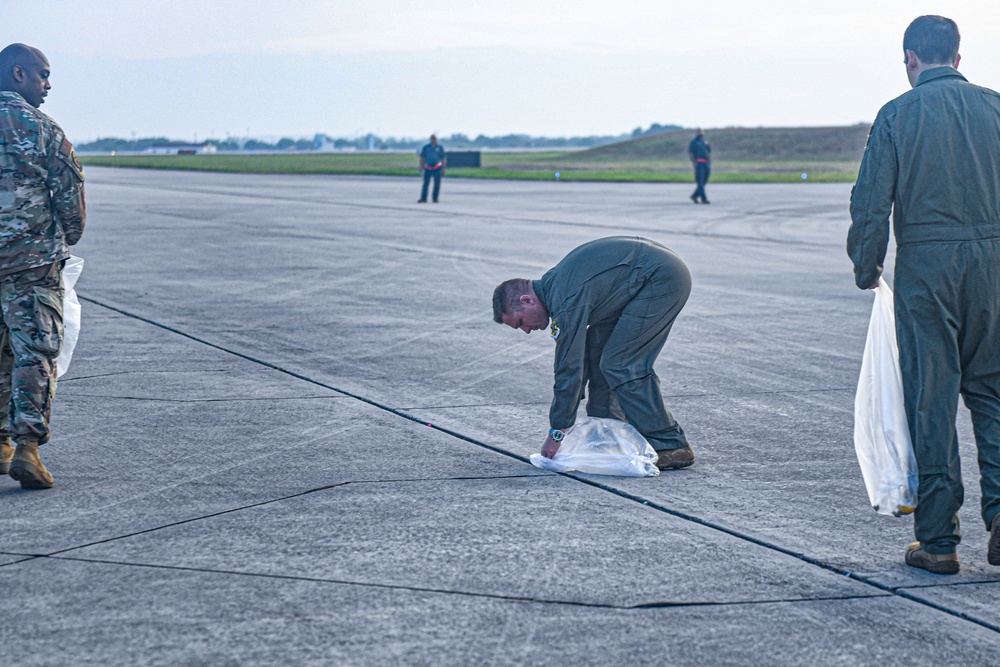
{"left": 0, "top": 261, "right": 64, "bottom": 446}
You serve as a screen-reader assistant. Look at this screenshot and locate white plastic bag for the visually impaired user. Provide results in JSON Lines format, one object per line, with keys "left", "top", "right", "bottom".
{"left": 56, "top": 256, "right": 84, "bottom": 378}
{"left": 530, "top": 417, "right": 660, "bottom": 477}
{"left": 853, "top": 277, "right": 917, "bottom": 516}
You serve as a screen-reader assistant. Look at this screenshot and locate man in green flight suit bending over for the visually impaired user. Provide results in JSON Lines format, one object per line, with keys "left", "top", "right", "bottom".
{"left": 493, "top": 236, "right": 693, "bottom": 469}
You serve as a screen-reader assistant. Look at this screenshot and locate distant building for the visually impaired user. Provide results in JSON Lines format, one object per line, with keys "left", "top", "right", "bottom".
{"left": 314, "top": 133, "right": 356, "bottom": 152}
{"left": 314, "top": 134, "right": 337, "bottom": 151}
{"left": 146, "top": 141, "right": 217, "bottom": 155}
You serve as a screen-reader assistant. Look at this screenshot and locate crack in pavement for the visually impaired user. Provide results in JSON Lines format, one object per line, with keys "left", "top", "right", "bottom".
{"left": 20, "top": 553, "right": 890, "bottom": 612}
{"left": 75, "top": 294, "right": 1000, "bottom": 636}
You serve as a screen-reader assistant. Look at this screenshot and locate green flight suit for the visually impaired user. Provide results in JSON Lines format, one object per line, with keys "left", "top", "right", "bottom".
{"left": 533, "top": 236, "right": 692, "bottom": 450}
{"left": 848, "top": 67, "right": 1000, "bottom": 553}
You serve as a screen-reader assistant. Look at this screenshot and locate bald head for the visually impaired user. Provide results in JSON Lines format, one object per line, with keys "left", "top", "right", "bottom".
{"left": 0, "top": 43, "right": 51, "bottom": 107}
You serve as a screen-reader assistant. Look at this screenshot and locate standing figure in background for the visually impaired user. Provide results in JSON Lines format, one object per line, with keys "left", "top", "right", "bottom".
{"left": 417, "top": 134, "right": 447, "bottom": 203}
{"left": 848, "top": 15, "right": 1000, "bottom": 574}
{"left": 0, "top": 43, "right": 86, "bottom": 489}
{"left": 688, "top": 128, "right": 711, "bottom": 204}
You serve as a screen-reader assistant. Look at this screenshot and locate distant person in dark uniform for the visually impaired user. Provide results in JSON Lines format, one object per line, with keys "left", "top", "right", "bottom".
{"left": 848, "top": 15, "right": 1000, "bottom": 574}
{"left": 417, "top": 134, "right": 446, "bottom": 203}
{"left": 492, "top": 237, "right": 694, "bottom": 470}
{"left": 688, "top": 129, "right": 711, "bottom": 204}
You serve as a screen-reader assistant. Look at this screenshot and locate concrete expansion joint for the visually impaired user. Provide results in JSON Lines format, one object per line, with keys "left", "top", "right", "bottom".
{"left": 895, "top": 578, "right": 1000, "bottom": 591}
{"left": 14, "top": 553, "right": 891, "bottom": 612}
{"left": 23, "top": 475, "right": 546, "bottom": 561}
{"left": 78, "top": 295, "right": 1000, "bottom": 637}
{"left": 0, "top": 553, "right": 45, "bottom": 566}
{"left": 59, "top": 393, "right": 347, "bottom": 404}
{"left": 631, "top": 592, "right": 886, "bottom": 610}
{"left": 41, "top": 481, "right": 357, "bottom": 559}
{"left": 59, "top": 369, "right": 233, "bottom": 383}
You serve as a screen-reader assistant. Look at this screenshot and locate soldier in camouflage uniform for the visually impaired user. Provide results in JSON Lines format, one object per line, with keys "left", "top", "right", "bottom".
{"left": 0, "top": 44, "right": 86, "bottom": 489}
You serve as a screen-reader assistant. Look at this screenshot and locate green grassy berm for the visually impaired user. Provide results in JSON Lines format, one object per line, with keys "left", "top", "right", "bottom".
{"left": 80, "top": 125, "right": 870, "bottom": 183}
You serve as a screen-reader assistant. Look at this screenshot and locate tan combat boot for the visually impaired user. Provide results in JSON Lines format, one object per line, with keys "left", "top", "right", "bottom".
{"left": 8, "top": 439, "right": 53, "bottom": 489}
{"left": 0, "top": 438, "right": 13, "bottom": 475}
{"left": 905, "top": 542, "right": 959, "bottom": 575}
{"left": 988, "top": 515, "right": 1000, "bottom": 567}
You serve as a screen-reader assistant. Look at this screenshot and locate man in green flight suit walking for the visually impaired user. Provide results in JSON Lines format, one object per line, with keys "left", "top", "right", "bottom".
{"left": 0, "top": 44, "right": 86, "bottom": 489}
{"left": 493, "top": 236, "right": 693, "bottom": 469}
{"left": 848, "top": 16, "right": 1000, "bottom": 573}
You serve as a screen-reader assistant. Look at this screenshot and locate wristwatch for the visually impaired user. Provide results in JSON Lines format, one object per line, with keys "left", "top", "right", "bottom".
{"left": 548, "top": 428, "right": 565, "bottom": 442}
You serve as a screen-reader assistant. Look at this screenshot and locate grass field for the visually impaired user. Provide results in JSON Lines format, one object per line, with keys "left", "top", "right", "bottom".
{"left": 80, "top": 126, "right": 868, "bottom": 183}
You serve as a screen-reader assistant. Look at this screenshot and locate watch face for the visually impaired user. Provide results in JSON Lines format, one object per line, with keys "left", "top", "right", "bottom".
{"left": 550, "top": 429, "right": 564, "bottom": 441}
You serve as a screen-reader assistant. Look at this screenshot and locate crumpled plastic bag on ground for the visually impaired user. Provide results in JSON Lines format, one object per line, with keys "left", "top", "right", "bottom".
{"left": 56, "top": 256, "right": 84, "bottom": 378}
{"left": 853, "top": 277, "right": 917, "bottom": 516}
{"left": 530, "top": 417, "right": 660, "bottom": 477}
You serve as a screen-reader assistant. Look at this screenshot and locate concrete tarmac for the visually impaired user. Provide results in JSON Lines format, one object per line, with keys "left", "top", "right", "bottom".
{"left": 2, "top": 168, "right": 998, "bottom": 665}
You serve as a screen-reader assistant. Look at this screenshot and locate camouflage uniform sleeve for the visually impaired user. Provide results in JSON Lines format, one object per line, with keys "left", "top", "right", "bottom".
{"left": 44, "top": 127, "right": 86, "bottom": 246}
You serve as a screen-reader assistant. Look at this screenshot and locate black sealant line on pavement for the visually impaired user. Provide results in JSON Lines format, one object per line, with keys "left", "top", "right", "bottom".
{"left": 39, "top": 474, "right": 544, "bottom": 559}
{"left": 79, "top": 294, "right": 1000, "bottom": 636}
{"left": 59, "top": 369, "right": 233, "bottom": 382}
{"left": 61, "top": 393, "right": 349, "bottom": 403}
{"left": 38, "top": 553, "right": 889, "bottom": 612}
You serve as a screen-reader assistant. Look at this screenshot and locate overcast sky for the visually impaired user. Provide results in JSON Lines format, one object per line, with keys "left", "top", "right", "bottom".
{"left": 4, "top": 1, "right": 1000, "bottom": 142}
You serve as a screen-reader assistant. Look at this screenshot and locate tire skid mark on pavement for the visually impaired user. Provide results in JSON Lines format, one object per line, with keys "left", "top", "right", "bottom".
{"left": 96, "top": 178, "right": 836, "bottom": 249}
{"left": 77, "top": 294, "right": 1000, "bottom": 636}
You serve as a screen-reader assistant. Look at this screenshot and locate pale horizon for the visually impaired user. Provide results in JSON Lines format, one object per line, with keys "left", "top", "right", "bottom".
{"left": 4, "top": 1, "right": 999, "bottom": 142}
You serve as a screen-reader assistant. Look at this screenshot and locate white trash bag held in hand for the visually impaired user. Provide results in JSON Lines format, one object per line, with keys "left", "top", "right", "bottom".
{"left": 530, "top": 417, "right": 660, "bottom": 477}
{"left": 56, "top": 256, "right": 84, "bottom": 378}
{"left": 853, "top": 277, "right": 917, "bottom": 516}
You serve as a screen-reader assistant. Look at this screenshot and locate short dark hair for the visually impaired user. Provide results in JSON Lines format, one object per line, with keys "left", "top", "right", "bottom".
{"left": 492, "top": 279, "right": 532, "bottom": 323}
{"left": 903, "top": 15, "right": 959, "bottom": 65}
{"left": 0, "top": 44, "right": 42, "bottom": 86}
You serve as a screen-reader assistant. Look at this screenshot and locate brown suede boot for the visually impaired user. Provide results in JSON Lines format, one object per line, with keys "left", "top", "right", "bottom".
{"left": 988, "top": 516, "right": 1000, "bottom": 567}
{"left": 656, "top": 445, "right": 695, "bottom": 470}
{"left": 0, "top": 438, "right": 12, "bottom": 475}
{"left": 8, "top": 439, "right": 53, "bottom": 489}
{"left": 905, "top": 542, "right": 959, "bottom": 575}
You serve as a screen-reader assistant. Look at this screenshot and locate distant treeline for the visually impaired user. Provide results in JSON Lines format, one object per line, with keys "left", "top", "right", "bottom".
{"left": 76, "top": 122, "right": 684, "bottom": 153}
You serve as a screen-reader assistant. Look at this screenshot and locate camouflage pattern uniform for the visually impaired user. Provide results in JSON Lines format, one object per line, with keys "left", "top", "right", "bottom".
{"left": 0, "top": 91, "right": 85, "bottom": 445}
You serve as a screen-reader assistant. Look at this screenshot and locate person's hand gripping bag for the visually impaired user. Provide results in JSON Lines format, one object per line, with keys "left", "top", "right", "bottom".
{"left": 853, "top": 277, "right": 918, "bottom": 516}
{"left": 530, "top": 417, "right": 659, "bottom": 477}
